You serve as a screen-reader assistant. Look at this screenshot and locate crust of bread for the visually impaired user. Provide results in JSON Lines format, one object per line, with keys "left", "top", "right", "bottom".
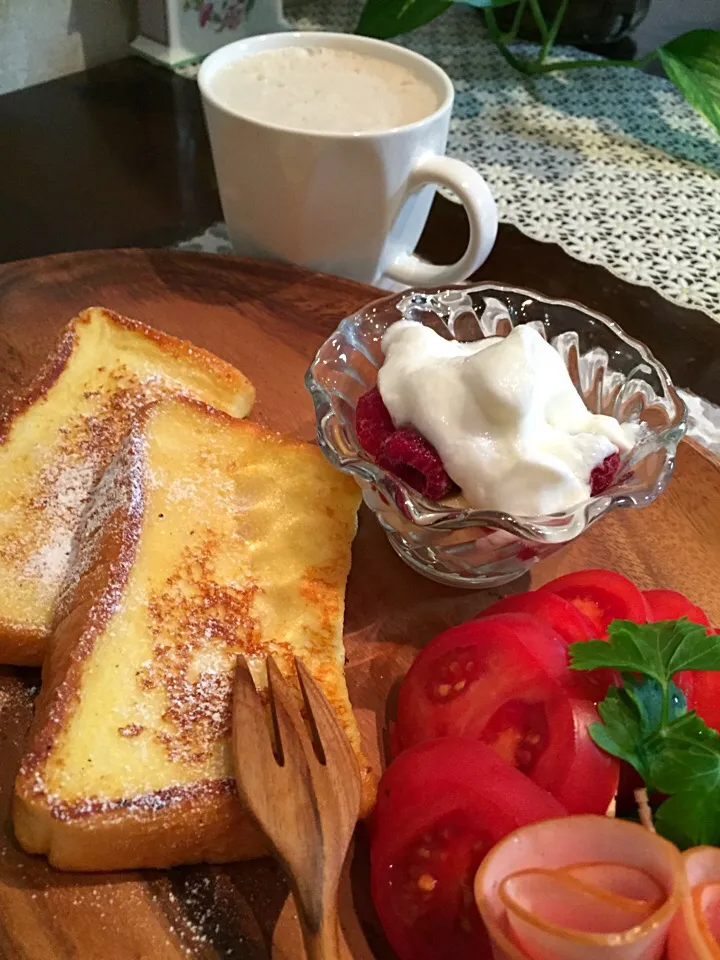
{"left": 13, "top": 398, "right": 372, "bottom": 871}
{"left": 0, "top": 308, "right": 255, "bottom": 443}
{"left": 12, "top": 779, "right": 267, "bottom": 871}
{"left": 0, "top": 307, "right": 255, "bottom": 665}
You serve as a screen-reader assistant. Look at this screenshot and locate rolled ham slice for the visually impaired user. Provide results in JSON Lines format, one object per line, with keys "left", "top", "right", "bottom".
{"left": 563, "top": 863, "right": 665, "bottom": 909}
{"left": 668, "top": 846, "right": 720, "bottom": 959}
{"left": 498, "top": 867, "right": 658, "bottom": 959}
{"left": 474, "top": 815, "right": 684, "bottom": 960}
{"left": 500, "top": 868, "right": 657, "bottom": 937}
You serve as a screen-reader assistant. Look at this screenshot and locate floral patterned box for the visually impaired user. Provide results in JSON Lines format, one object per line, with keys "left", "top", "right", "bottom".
{"left": 132, "top": 0, "right": 287, "bottom": 67}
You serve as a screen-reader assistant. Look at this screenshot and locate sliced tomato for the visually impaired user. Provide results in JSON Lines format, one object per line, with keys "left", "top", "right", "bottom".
{"left": 684, "top": 664, "right": 720, "bottom": 733}
{"left": 395, "top": 616, "right": 568, "bottom": 751}
{"left": 476, "top": 595, "right": 612, "bottom": 700}
{"left": 395, "top": 618, "right": 619, "bottom": 814}
{"left": 674, "top": 670, "right": 696, "bottom": 714}
{"left": 539, "top": 569, "right": 648, "bottom": 635}
{"left": 473, "top": 612, "right": 572, "bottom": 680}
{"left": 371, "top": 738, "right": 566, "bottom": 960}
{"left": 478, "top": 592, "right": 595, "bottom": 644}
{"left": 477, "top": 688, "right": 618, "bottom": 814}
{"left": 643, "top": 588, "right": 710, "bottom": 626}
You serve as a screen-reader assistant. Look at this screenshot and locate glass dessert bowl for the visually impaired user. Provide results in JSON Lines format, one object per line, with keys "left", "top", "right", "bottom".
{"left": 306, "top": 284, "right": 687, "bottom": 588}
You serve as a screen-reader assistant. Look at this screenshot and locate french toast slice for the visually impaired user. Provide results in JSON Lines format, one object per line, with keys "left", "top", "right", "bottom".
{"left": 0, "top": 307, "right": 255, "bottom": 666}
{"left": 13, "top": 397, "right": 369, "bottom": 871}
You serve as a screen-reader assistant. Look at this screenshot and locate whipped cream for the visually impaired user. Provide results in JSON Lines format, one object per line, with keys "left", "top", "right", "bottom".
{"left": 377, "top": 321, "right": 637, "bottom": 516}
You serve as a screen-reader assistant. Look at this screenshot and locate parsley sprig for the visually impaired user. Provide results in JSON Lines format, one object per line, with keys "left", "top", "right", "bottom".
{"left": 570, "top": 619, "right": 720, "bottom": 849}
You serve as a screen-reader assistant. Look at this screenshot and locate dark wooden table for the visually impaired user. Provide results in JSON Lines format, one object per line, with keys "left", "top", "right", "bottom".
{"left": 1, "top": 55, "right": 719, "bottom": 403}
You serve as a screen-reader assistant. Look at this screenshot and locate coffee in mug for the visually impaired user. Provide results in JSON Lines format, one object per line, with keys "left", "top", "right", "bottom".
{"left": 209, "top": 46, "right": 441, "bottom": 133}
{"left": 199, "top": 33, "right": 498, "bottom": 288}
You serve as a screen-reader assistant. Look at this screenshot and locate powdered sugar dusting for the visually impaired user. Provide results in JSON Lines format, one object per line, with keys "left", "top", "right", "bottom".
{"left": 56, "top": 427, "right": 147, "bottom": 622}
{"left": 138, "top": 528, "right": 263, "bottom": 766}
{"left": 33, "top": 777, "right": 235, "bottom": 821}
{"left": 3, "top": 355, "right": 228, "bottom": 625}
{"left": 82, "top": 431, "right": 146, "bottom": 543}
{"left": 24, "top": 542, "right": 72, "bottom": 586}
{"left": 24, "top": 458, "right": 98, "bottom": 585}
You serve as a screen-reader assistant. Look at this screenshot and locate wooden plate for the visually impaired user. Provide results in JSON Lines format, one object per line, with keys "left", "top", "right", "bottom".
{"left": 1, "top": 250, "right": 719, "bottom": 959}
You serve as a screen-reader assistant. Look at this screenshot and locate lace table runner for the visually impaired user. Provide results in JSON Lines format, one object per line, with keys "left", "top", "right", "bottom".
{"left": 177, "top": 2, "right": 720, "bottom": 452}
{"left": 291, "top": 0, "right": 720, "bottom": 319}
{"left": 180, "top": 0, "right": 720, "bottom": 319}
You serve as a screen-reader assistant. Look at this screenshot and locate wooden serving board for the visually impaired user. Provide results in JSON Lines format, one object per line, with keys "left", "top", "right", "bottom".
{"left": 1, "top": 250, "right": 719, "bottom": 960}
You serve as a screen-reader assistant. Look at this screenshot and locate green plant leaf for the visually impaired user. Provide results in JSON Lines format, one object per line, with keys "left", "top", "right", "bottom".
{"left": 646, "top": 712, "right": 720, "bottom": 795}
{"left": 658, "top": 29, "right": 720, "bottom": 135}
{"left": 624, "top": 675, "right": 686, "bottom": 731}
{"left": 590, "top": 686, "right": 644, "bottom": 773}
{"left": 569, "top": 619, "right": 720, "bottom": 683}
{"left": 356, "top": 0, "right": 452, "bottom": 38}
{"left": 589, "top": 676, "right": 690, "bottom": 787}
{"left": 573, "top": 617, "right": 720, "bottom": 848}
{"left": 656, "top": 788, "right": 720, "bottom": 849}
{"left": 665, "top": 623, "right": 720, "bottom": 674}
{"left": 356, "top": 0, "right": 516, "bottom": 40}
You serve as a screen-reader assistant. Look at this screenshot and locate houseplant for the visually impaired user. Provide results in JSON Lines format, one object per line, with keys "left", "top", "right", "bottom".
{"left": 356, "top": 0, "right": 720, "bottom": 134}
{"left": 493, "top": 0, "right": 652, "bottom": 47}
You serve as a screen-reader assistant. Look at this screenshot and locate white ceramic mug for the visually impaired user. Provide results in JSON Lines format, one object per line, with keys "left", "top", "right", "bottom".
{"left": 199, "top": 32, "right": 498, "bottom": 288}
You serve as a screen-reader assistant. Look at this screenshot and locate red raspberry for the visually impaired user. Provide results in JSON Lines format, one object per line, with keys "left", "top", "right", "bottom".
{"left": 517, "top": 545, "right": 540, "bottom": 561}
{"left": 377, "top": 427, "right": 454, "bottom": 501}
{"left": 355, "top": 387, "right": 394, "bottom": 458}
{"left": 590, "top": 451, "right": 621, "bottom": 496}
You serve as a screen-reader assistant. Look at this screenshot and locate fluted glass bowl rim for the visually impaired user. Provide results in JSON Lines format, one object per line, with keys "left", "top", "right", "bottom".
{"left": 305, "top": 282, "right": 687, "bottom": 544}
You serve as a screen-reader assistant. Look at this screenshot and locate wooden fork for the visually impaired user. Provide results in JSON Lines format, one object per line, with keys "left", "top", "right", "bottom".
{"left": 232, "top": 655, "right": 362, "bottom": 960}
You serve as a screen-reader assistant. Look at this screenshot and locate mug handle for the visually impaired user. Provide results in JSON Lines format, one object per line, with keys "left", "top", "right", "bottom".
{"left": 383, "top": 155, "right": 498, "bottom": 287}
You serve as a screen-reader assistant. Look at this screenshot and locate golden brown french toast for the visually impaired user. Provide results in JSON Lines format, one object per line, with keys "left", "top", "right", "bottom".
{"left": 0, "top": 307, "right": 255, "bottom": 666}
{"left": 14, "top": 397, "right": 370, "bottom": 871}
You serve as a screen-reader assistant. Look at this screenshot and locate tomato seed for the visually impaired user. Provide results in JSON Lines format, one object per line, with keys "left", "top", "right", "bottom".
{"left": 437, "top": 683, "right": 451, "bottom": 697}
{"left": 453, "top": 680, "right": 466, "bottom": 692}
{"left": 517, "top": 748, "right": 533, "bottom": 768}
{"left": 417, "top": 847, "right": 431, "bottom": 858}
{"left": 417, "top": 873, "right": 437, "bottom": 892}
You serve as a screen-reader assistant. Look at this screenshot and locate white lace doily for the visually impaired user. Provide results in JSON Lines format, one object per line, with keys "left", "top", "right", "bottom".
{"left": 246, "top": 0, "right": 719, "bottom": 320}
{"left": 680, "top": 390, "right": 720, "bottom": 456}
